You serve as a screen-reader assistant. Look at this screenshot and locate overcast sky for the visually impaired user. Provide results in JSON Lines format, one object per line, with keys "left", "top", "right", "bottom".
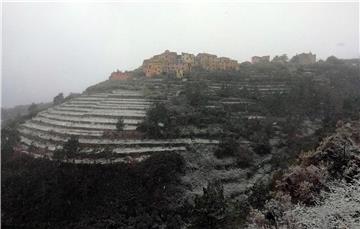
{"left": 2, "top": 1, "right": 359, "bottom": 108}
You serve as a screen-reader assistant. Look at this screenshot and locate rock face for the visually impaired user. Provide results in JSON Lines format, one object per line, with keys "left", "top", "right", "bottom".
{"left": 142, "top": 50, "right": 239, "bottom": 77}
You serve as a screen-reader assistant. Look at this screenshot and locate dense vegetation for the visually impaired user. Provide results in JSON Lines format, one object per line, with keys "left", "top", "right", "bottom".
{"left": 1, "top": 123, "right": 250, "bottom": 228}
{"left": 2, "top": 137, "right": 186, "bottom": 228}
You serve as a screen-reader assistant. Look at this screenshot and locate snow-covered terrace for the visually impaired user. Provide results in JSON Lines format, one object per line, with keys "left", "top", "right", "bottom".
{"left": 38, "top": 112, "right": 141, "bottom": 124}
{"left": 62, "top": 103, "right": 150, "bottom": 110}
{"left": 21, "top": 122, "right": 104, "bottom": 136}
{"left": 46, "top": 109, "right": 146, "bottom": 118}
{"left": 53, "top": 106, "right": 148, "bottom": 114}
{"left": 19, "top": 125, "right": 218, "bottom": 145}
{"left": 32, "top": 116, "right": 137, "bottom": 131}
{"left": 18, "top": 89, "right": 221, "bottom": 162}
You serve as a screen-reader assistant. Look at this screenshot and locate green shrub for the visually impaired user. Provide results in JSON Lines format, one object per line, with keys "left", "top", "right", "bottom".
{"left": 215, "top": 137, "right": 254, "bottom": 168}
{"left": 253, "top": 142, "right": 271, "bottom": 155}
{"left": 215, "top": 137, "right": 239, "bottom": 158}
{"left": 184, "top": 82, "right": 209, "bottom": 107}
{"left": 138, "top": 103, "right": 173, "bottom": 138}
{"left": 52, "top": 149, "right": 65, "bottom": 160}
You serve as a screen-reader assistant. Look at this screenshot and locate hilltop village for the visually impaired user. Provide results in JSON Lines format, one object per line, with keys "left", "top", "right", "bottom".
{"left": 3, "top": 50, "right": 360, "bottom": 228}
{"left": 109, "top": 50, "right": 317, "bottom": 79}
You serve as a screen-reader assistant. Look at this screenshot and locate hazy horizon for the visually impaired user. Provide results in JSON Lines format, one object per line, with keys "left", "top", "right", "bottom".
{"left": 2, "top": 2, "right": 359, "bottom": 108}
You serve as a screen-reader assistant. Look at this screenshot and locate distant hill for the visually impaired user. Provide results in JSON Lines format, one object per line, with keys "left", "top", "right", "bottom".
{"left": 1, "top": 102, "right": 52, "bottom": 125}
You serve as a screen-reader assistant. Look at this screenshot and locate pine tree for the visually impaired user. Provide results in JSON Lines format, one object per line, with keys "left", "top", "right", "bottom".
{"left": 116, "top": 118, "right": 125, "bottom": 131}
{"left": 63, "top": 136, "right": 79, "bottom": 159}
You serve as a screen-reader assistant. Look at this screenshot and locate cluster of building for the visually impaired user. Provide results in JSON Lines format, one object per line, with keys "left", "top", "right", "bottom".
{"left": 109, "top": 70, "right": 131, "bottom": 80}
{"left": 251, "top": 53, "right": 316, "bottom": 65}
{"left": 109, "top": 50, "right": 317, "bottom": 80}
{"left": 142, "top": 50, "right": 239, "bottom": 78}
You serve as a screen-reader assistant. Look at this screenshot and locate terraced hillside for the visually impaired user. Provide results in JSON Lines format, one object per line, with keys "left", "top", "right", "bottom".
{"left": 87, "top": 77, "right": 294, "bottom": 96}
{"left": 18, "top": 89, "right": 218, "bottom": 163}
{"left": 17, "top": 75, "right": 325, "bottom": 165}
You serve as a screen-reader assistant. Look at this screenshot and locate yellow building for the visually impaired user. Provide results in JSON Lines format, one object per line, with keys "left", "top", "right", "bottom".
{"left": 142, "top": 50, "right": 240, "bottom": 77}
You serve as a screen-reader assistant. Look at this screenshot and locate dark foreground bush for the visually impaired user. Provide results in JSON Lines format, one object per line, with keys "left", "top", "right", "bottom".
{"left": 1, "top": 153, "right": 185, "bottom": 228}
{"left": 192, "top": 181, "right": 227, "bottom": 228}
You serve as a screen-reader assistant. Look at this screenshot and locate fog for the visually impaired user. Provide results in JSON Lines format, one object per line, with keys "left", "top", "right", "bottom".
{"left": 2, "top": 2, "right": 359, "bottom": 108}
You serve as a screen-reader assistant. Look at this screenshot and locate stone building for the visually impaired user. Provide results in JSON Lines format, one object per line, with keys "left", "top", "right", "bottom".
{"left": 181, "top": 52, "right": 196, "bottom": 73}
{"left": 196, "top": 53, "right": 219, "bottom": 70}
{"left": 181, "top": 52, "right": 196, "bottom": 65}
{"left": 218, "top": 57, "right": 239, "bottom": 70}
{"left": 291, "top": 52, "right": 316, "bottom": 65}
{"left": 142, "top": 50, "right": 180, "bottom": 77}
{"left": 195, "top": 53, "right": 239, "bottom": 71}
{"left": 109, "top": 70, "right": 131, "bottom": 80}
{"left": 272, "top": 55, "right": 288, "bottom": 64}
{"left": 251, "top": 56, "right": 270, "bottom": 64}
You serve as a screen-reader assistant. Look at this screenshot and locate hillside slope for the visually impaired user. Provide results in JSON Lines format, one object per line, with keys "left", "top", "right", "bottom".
{"left": 247, "top": 121, "right": 360, "bottom": 228}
